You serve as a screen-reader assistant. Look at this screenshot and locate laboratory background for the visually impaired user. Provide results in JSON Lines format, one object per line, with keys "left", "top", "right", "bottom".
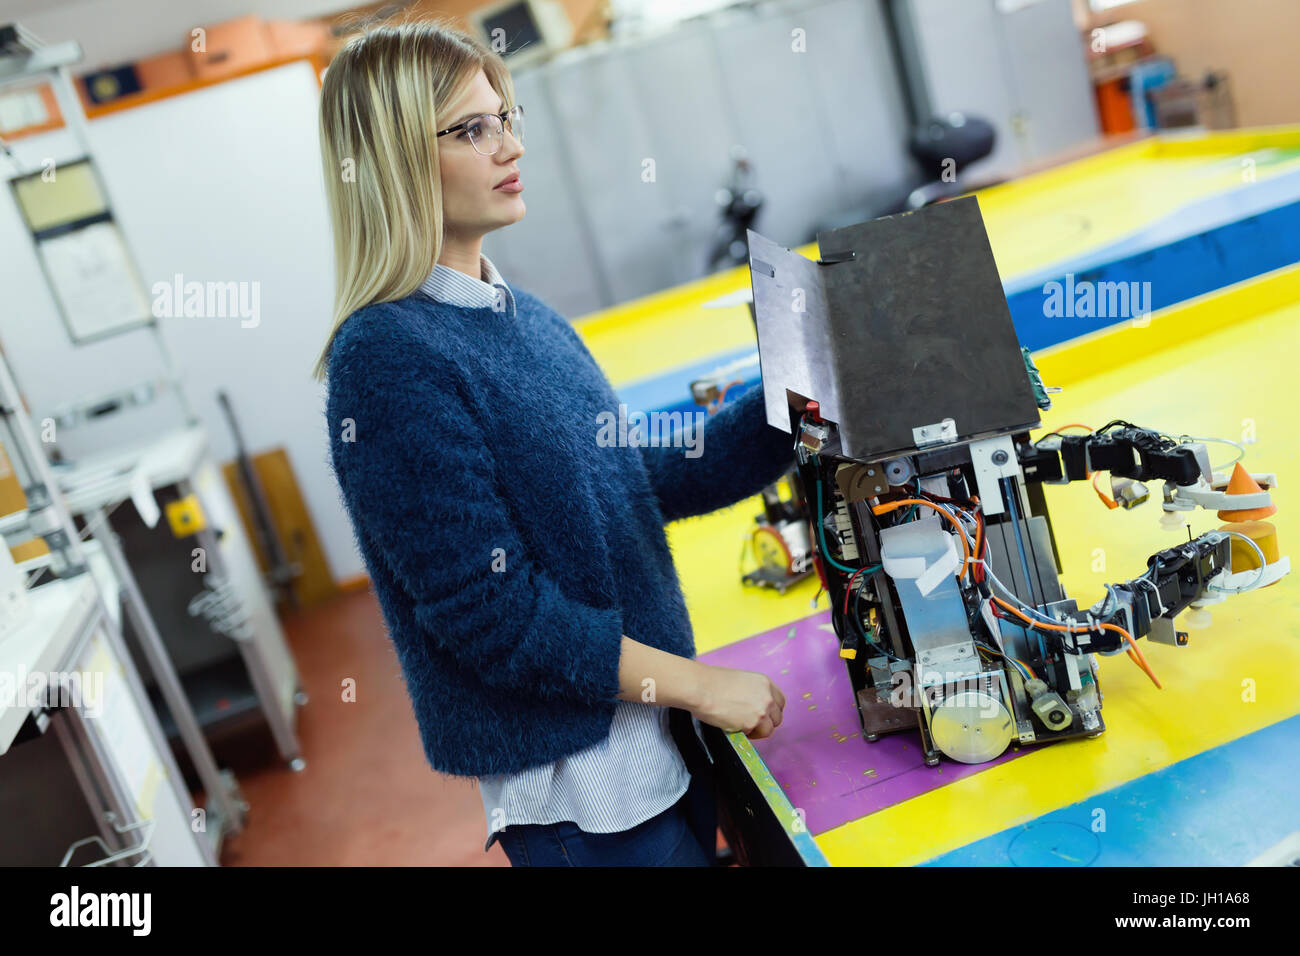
{"left": 0, "top": 0, "right": 1297, "bottom": 871}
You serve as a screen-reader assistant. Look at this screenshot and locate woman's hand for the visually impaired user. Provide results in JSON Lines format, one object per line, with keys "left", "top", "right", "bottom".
{"left": 691, "top": 664, "right": 786, "bottom": 739}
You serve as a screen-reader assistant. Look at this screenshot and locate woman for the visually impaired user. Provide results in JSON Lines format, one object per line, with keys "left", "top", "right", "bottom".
{"left": 314, "top": 19, "right": 791, "bottom": 867}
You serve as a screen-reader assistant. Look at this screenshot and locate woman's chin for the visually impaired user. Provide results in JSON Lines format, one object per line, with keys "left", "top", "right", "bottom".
{"left": 479, "top": 200, "right": 525, "bottom": 233}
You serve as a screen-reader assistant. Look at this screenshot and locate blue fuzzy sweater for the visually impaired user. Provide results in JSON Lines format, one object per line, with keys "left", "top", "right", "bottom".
{"left": 324, "top": 286, "right": 793, "bottom": 777}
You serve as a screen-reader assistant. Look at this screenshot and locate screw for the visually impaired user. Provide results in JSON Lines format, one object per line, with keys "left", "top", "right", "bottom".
{"left": 992, "top": 450, "right": 1009, "bottom": 465}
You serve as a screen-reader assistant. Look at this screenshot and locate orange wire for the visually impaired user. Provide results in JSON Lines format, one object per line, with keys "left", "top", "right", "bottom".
{"left": 990, "top": 595, "right": 1161, "bottom": 690}
{"left": 871, "top": 498, "right": 972, "bottom": 572}
{"left": 708, "top": 379, "right": 746, "bottom": 414}
{"left": 1039, "top": 423, "right": 1094, "bottom": 439}
{"left": 874, "top": 490, "right": 1159, "bottom": 690}
{"left": 1091, "top": 470, "right": 1118, "bottom": 509}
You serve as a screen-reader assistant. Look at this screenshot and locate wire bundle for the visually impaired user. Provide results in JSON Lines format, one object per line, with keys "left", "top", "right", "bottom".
{"left": 809, "top": 449, "right": 1163, "bottom": 690}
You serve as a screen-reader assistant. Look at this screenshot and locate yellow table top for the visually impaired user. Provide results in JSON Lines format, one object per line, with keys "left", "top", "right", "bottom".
{"left": 657, "top": 263, "right": 1300, "bottom": 865}
{"left": 973, "top": 126, "right": 1300, "bottom": 281}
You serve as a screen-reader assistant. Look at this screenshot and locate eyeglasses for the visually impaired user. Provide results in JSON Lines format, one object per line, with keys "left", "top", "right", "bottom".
{"left": 436, "top": 104, "right": 524, "bottom": 155}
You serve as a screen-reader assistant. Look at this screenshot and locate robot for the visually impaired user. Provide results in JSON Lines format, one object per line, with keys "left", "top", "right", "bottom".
{"left": 745, "top": 196, "right": 1290, "bottom": 766}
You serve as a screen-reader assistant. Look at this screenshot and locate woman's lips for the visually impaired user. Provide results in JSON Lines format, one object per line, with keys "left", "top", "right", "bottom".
{"left": 495, "top": 177, "right": 523, "bottom": 193}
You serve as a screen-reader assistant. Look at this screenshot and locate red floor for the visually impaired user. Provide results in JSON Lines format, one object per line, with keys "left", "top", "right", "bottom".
{"left": 213, "top": 587, "right": 508, "bottom": 866}
{"left": 205, "top": 587, "right": 727, "bottom": 866}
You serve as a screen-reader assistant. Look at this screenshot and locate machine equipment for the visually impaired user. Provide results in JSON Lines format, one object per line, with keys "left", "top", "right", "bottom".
{"left": 745, "top": 196, "right": 1290, "bottom": 766}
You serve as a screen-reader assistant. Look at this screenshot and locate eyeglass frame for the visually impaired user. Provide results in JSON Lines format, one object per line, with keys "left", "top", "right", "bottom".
{"left": 435, "top": 104, "right": 524, "bottom": 154}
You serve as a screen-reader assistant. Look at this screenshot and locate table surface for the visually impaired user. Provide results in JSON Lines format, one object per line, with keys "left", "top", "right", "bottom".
{"left": 0, "top": 574, "right": 100, "bottom": 755}
{"left": 690, "top": 261, "right": 1300, "bottom": 867}
{"left": 975, "top": 128, "right": 1300, "bottom": 292}
{"left": 571, "top": 132, "right": 1300, "bottom": 865}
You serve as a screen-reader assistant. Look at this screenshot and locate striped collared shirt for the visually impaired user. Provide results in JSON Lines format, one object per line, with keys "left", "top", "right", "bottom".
{"left": 418, "top": 253, "right": 517, "bottom": 316}
{"left": 414, "top": 251, "right": 691, "bottom": 853}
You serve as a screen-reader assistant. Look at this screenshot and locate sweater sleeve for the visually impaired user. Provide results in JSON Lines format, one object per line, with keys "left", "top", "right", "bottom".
{"left": 328, "top": 339, "right": 625, "bottom": 706}
{"left": 639, "top": 383, "right": 795, "bottom": 524}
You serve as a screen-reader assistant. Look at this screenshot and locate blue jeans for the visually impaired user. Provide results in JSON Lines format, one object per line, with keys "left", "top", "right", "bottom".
{"left": 496, "top": 789, "right": 711, "bottom": 866}
{"left": 496, "top": 708, "right": 718, "bottom": 867}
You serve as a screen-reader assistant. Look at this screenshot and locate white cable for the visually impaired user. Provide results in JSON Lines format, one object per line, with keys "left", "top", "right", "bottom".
{"left": 1091, "top": 582, "right": 1120, "bottom": 618}
{"left": 972, "top": 558, "right": 1066, "bottom": 628}
{"left": 973, "top": 557, "right": 1132, "bottom": 658}
{"left": 925, "top": 497, "right": 1125, "bottom": 650}
{"left": 1209, "top": 530, "right": 1268, "bottom": 594}
{"left": 920, "top": 499, "right": 977, "bottom": 551}
{"left": 1137, "top": 575, "right": 1164, "bottom": 614}
{"left": 1156, "top": 432, "right": 1246, "bottom": 472}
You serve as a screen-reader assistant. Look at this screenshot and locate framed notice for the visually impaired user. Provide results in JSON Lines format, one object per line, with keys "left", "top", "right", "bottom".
{"left": 8, "top": 157, "right": 152, "bottom": 343}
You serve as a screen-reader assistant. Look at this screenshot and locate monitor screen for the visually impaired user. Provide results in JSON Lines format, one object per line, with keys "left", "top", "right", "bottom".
{"left": 480, "top": 2, "right": 544, "bottom": 58}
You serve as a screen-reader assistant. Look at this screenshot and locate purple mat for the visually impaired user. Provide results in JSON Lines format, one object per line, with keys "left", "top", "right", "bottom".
{"left": 699, "top": 610, "right": 1027, "bottom": 836}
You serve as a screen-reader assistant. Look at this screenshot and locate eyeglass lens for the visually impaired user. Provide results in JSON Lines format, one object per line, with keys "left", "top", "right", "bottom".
{"left": 467, "top": 106, "right": 524, "bottom": 155}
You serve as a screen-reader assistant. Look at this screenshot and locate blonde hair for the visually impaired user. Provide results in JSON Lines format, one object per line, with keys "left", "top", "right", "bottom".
{"left": 311, "top": 16, "right": 516, "bottom": 381}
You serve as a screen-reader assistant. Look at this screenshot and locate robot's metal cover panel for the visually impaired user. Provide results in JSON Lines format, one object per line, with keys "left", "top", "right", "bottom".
{"left": 747, "top": 196, "right": 1041, "bottom": 461}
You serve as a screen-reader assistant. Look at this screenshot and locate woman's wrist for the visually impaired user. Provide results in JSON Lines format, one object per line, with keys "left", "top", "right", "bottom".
{"left": 617, "top": 636, "right": 712, "bottom": 710}
{"left": 678, "top": 658, "right": 711, "bottom": 713}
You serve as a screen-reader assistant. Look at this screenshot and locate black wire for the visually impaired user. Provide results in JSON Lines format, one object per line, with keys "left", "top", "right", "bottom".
{"left": 1033, "top": 423, "right": 1095, "bottom": 446}
{"left": 1095, "top": 419, "right": 1138, "bottom": 435}
{"left": 994, "top": 602, "right": 1090, "bottom": 655}
{"left": 912, "top": 484, "right": 976, "bottom": 508}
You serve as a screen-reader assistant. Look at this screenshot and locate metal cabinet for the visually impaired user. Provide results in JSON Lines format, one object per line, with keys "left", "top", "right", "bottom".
{"left": 898, "top": 0, "right": 1099, "bottom": 177}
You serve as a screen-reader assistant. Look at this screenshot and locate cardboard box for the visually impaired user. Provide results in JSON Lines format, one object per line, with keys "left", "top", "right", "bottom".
{"left": 135, "top": 49, "right": 195, "bottom": 91}
{"left": 266, "top": 19, "right": 331, "bottom": 59}
{"left": 0, "top": 442, "right": 26, "bottom": 519}
{"left": 188, "top": 14, "right": 275, "bottom": 81}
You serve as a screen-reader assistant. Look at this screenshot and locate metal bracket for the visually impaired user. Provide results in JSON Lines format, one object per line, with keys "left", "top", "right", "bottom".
{"left": 912, "top": 418, "right": 957, "bottom": 448}
{"left": 969, "top": 434, "right": 1020, "bottom": 516}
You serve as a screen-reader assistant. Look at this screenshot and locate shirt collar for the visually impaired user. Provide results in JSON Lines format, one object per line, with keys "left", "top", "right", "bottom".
{"left": 418, "top": 253, "right": 516, "bottom": 317}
